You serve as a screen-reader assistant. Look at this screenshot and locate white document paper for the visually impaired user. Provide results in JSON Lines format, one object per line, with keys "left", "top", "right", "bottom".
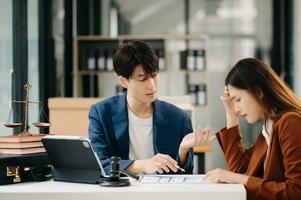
{"left": 139, "top": 175, "right": 211, "bottom": 184}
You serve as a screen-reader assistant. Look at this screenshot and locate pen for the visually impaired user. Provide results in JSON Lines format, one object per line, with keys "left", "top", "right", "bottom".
{"left": 175, "top": 165, "right": 185, "bottom": 172}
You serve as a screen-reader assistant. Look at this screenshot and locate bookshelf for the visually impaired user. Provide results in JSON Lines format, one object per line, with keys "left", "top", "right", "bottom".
{"left": 72, "top": 34, "right": 210, "bottom": 127}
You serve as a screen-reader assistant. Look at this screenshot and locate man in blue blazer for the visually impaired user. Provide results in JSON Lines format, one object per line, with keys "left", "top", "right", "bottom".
{"left": 89, "top": 41, "right": 195, "bottom": 175}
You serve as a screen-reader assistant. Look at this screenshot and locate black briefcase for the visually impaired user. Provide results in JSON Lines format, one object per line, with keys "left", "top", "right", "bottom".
{"left": 0, "top": 153, "right": 52, "bottom": 185}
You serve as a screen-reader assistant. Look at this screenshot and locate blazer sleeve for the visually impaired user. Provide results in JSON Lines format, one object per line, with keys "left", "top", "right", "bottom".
{"left": 176, "top": 113, "right": 194, "bottom": 174}
{"left": 88, "top": 105, "right": 134, "bottom": 174}
{"left": 216, "top": 125, "right": 254, "bottom": 173}
{"left": 245, "top": 114, "right": 301, "bottom": 200}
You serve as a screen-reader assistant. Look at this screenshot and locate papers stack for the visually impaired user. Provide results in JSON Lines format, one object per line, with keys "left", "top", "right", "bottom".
{"left": 140, "top": 175, "right": 211, "bottom": 184}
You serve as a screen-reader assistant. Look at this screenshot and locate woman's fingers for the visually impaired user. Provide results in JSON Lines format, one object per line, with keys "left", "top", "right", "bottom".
{"left": 204, "top": 169, "right": 222, "bottom": 183}
{"left": 203, "top": 169, "right": 214, "bottom": 181}
{"left": 221, "top": 86, "right": 236, "bottom": 116}
{"left": 224, "top": 86, "right": 229, "bottom": 93}
{"left": 222, "top": 86, "right": 231, "bottom": 101}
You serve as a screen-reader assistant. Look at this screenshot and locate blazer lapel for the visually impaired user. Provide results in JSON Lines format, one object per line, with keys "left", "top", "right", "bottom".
{"left": 153, "top": 100, "right": 170, "bottom": 154}
{"left": 247, "top": 134, "right": 268, "bottom": 176}
{"left": 112, "top": 94, "right": 129, "bottom": 159}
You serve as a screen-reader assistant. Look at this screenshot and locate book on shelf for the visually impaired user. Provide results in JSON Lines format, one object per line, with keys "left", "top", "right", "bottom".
{"left": 0, "top": 134, "right": 47, "bottom": 143}
{"left": 0, "top": 147, "right": 46, "bottom": 155}
{"left": 0, "top": 141, "right": 43, "bottom": 149}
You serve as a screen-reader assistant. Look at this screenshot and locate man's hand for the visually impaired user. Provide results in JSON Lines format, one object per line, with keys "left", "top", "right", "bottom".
{"left": 177, "top": 127, "right": 215, "bottom": 165}
{"left": 126, "top": 153, "right": 178, "bottom": 174}
{"left": 179, "top": 127, "right": 214, "bottom": 150}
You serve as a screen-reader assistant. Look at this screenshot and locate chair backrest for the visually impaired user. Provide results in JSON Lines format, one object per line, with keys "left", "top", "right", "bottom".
{"left": 48, "top": 96, "right": 194, "bottom": 138}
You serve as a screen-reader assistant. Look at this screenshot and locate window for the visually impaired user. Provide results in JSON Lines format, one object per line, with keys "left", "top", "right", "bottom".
{"left": 0, "top": 0, "right": 13, "bottom": 135}
{"left": 28, "top": 0, "right": 39, "bottom": 133}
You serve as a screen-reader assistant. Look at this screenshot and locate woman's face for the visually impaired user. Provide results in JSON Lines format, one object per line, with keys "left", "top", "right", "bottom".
{"left": 228, "top": 85, "right": 264, "bottom": 124}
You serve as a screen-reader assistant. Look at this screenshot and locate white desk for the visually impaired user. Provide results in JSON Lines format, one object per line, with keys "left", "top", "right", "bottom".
{"left": 0, "top": 179, "right": 246, "bottom": 200}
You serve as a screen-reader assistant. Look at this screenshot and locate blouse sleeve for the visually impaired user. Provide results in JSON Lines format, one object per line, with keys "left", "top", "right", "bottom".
{"left": 216, "top": 125, "right": 254, "bottom": 173}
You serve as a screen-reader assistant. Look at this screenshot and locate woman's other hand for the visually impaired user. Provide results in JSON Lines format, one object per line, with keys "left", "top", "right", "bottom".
{"left": 220, "top": 86, "right": 239, "bottom": 128}
{"left": 204, "top": 168, "right": 249, "bottom": 184}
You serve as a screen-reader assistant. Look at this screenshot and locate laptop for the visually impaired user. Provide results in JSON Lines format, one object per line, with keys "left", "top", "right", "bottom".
{"left": 42, "top": 135, "right": 106, "bottom": 184}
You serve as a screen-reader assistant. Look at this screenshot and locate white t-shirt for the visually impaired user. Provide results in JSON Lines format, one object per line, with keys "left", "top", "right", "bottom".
{"left": 128, "top": 107, "right": 154, "bottom": 160}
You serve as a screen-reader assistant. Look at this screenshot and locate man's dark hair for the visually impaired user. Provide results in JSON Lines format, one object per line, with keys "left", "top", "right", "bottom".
{"left": 113, "top": 40, "right": 159, "bottom": 79}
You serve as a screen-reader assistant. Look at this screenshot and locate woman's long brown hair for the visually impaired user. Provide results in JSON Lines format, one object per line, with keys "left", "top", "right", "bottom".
{"left": 225, "top": 58, "right": 301, "bottom": 121}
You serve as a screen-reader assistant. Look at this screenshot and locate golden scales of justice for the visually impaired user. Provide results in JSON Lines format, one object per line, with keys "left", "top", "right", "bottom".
{"left": 4, "top": 82, "right": 51, "bottom": 136}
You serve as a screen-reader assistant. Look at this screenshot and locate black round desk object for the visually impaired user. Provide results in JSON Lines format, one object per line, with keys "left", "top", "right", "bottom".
{"left": 99, "top": 157, "right": 131, "bottom": 187}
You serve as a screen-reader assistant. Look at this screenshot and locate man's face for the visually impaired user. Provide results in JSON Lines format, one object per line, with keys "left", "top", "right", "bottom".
{"left": 119, "top": 65, "right": 159, "bottom": 105}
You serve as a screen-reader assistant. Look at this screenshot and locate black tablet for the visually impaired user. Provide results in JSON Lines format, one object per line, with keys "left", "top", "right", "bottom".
{"left": 42, "top": 135, "right": 105, "bottom": 184}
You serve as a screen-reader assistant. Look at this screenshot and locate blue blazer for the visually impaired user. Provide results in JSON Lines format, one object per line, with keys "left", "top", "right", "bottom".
{"left": 88, "top": 93, "right": 194, "bottom": 174}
